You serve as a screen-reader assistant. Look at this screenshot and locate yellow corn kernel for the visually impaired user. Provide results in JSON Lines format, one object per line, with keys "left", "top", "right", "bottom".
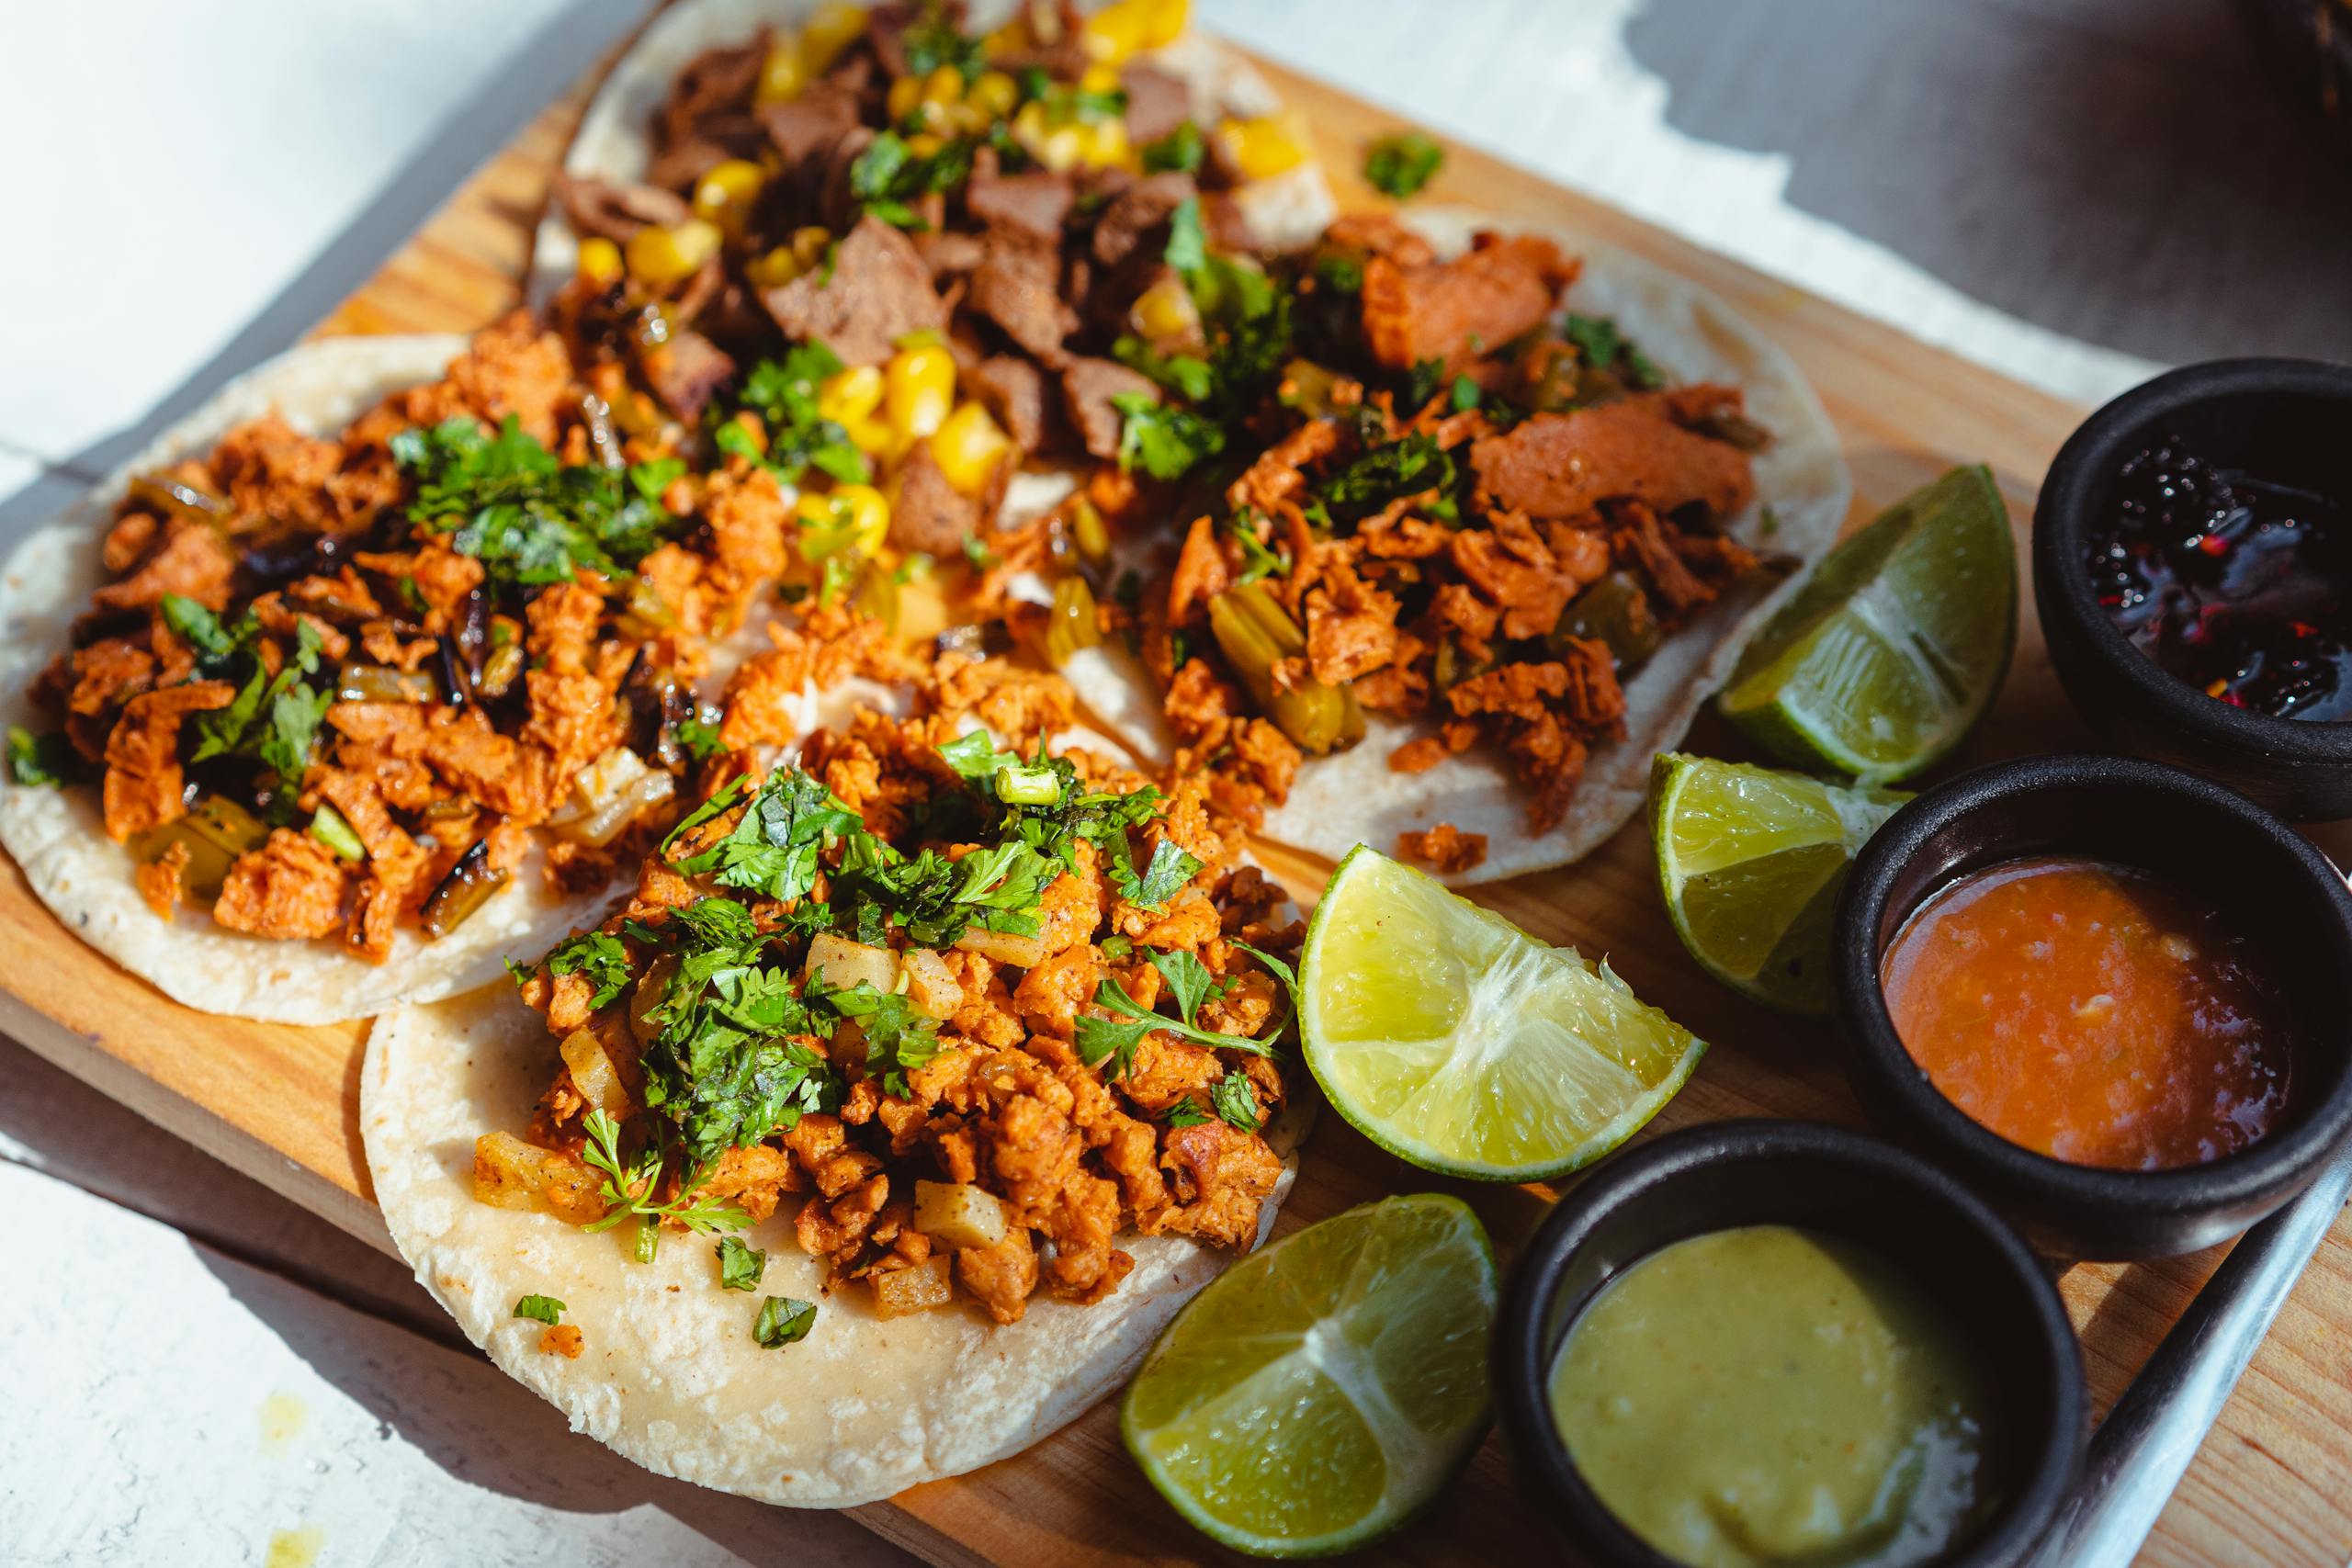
{"left": 794, "top": 486, "right": 890, "bottom": 559}
{"left": 967, "top": 69, "right": 1019, "bottom": 119}
{"left": 1080, "top": 62, "right": 1122, "bottom": 96}
{"left": 944, "top": 99, "right": 991, "bottom": 136}
{"left": 745, "top": 244, "right": 803, "bottom": 290}
{"left": 690, "top": 159, "right": 767, "bottom": 239}
{"left": 931, "top": 402, "right": 1012, "bottom": 495}
{"left": 1080, "top": 0, "right": 1188, "bottom": 64}
{"left": 798, "top": 3, "right": 866, "bottom": 75}
{"left": 1080, "top": 118, "right": 1132, "bottom": 169}
{"left": 884, "top": 344, "right": 957, "bottom": 440}
{"left": 1011, "top": 99, "right": 1048, "bottom": 141}
{"left": 905, "top": 130, "right": 945, "bottom": 160}
{"left": 818, "top": 365, "right": 885, "bottom": 426}
{"left": 624, "top": 220, "right": 723, "bottom": 288}
{"left": 843, "top": 415, "right": 895, "bottom": 456}
{"left": 1131, "top": 275, "right": 1199, "bottom": 344}
{"left": 887, "top": 73, "right": 925, "bottom": 122}
{"left": 575, "top": 236, "right": 623, "bottom": 286}
{"left": 756, "top": 38, "right": 808, "bottom": 104}
{"left": 790, "top": 225, "right": 832, "bottom": 267}
{"left": 1216, "top": 112, "right": 1309, "bottom": 180}
{"left": 922, "top": 64, "right": 964, "bottom": 106}
{"left": 1039, "top": 124, "right": 1085, "bottom": 173}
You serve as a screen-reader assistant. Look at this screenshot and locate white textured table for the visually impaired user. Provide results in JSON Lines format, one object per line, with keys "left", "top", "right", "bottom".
{"left": 1, "top": 3, "right": 2344, "bottom": 1563}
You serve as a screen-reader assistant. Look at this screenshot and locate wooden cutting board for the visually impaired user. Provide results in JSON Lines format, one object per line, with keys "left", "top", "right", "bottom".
{"left": 7, "top": 24, "right": 2349, "bottom": 1568}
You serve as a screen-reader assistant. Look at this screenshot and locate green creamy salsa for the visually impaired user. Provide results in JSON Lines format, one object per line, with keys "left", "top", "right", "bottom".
{"left": 1549, "top": 1226, "right": 1996, "bottom": 1568}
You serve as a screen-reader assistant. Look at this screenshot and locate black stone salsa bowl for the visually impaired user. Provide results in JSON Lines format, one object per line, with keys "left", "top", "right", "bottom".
{"left": 2032, "top": 356, "right": 2352, "bottom": 819}
{"left": 1493, "top": 1120, "right": 2085, "bottom": 1568}
{"left": 1832, "top": 752, "right": 2352, "bottom": 1259}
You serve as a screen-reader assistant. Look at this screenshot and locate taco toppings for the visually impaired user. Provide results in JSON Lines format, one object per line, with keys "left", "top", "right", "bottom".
{"left": 493, "top": 657, "right": 1298, "bottom": 1325}
{"left": 545, "top": 0, "right": 1326, "bottom": 591}
{"left": 1035, "top": 213, "right": 1780, "bottom": 845}
{"left": 9, "top": 318, "right": 823, "bottom": 960}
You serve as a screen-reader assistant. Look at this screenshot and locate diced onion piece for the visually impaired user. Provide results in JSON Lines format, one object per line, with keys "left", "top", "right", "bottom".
{"left": 554, "top": 747, "right": 676, "bottom": 847}
{"left": 473, "top": 1133, "right": 560, "bottom": 1211}
{"left": 898, "top": 948, "right": 966, "bottom": 1020}
{"left": 558, "top": 1030, "right": 631, "bottom": 1121}
{"left": 954, "top": 927, "right": 1045, "bottom": 968}
{"left": 913, "top": 1180, "right": 1010, "bottom": 1250}
{"left": 869, "top": 1255, "right": 955, "bottom": 1319}
{"left": 806, "top": 932, "right": 900, "bottom": 995}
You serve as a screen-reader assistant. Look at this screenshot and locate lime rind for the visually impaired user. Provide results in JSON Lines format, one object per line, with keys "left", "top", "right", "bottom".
{"left": 1720, "top": 464, "right": 2017, "bottom": 784}
{"left": 1650, "top": 752, "right": 1907, "bottom": 1015}
{"left": 1299, "top": 846, "right": 1706, "bottom": 1182}
{"left": 1120, "top": 1194, "right": 1498, "bottom": 1558}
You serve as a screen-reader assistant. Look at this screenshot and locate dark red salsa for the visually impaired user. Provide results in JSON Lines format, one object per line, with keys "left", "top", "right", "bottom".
{"left": 2087, "top": 434, "right": 2352, "bottom": 719}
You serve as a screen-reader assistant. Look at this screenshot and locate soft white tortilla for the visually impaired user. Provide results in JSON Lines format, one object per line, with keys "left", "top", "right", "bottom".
{"left": 365, "top": 977, "right": 1295, "bottom": 1506}
{"left": 1060, "top": 206, "right": 1852, "bottom": 886}
{"left": 526, "top": 0, "right": 1338, "bottom": 302}
{"left": 0, "top": 337, "right": 639, "bottom": 1024}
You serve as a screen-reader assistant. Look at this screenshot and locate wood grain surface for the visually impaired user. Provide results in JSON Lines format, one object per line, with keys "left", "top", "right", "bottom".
{"left": 4, "top": 30, "right": 2347, "bottom": 1568}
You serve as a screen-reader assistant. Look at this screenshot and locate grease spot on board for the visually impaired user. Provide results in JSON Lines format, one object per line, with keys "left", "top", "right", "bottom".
{"left": 259, "top": 1392, "right": 307, "bottom": 1457}
{"left": 265, "top": 1525, "right": 324, "bottom": 1568}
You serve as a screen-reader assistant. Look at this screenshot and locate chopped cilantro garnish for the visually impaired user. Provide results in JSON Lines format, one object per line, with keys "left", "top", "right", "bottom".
{"left": 1451, "top": 374, "right": 1482, "bottom": 412}
{"left": 849, "top": 130, "right": 978, "bottom": 229}
{"left": 817, "top": 980, "right": 942, "bottom": 1098}
{"left": 1211, "top": 1066, "right": 1264, "bottom": 1132}
{"left": 717, "top": 1235, "right": 767, "bottom": 1292}
{"left": 1125, "top": 839, "right": 1202, "bottom": 910}
{"left": 577, "top": 1108, "right": 755, "bottom": 1243}
{"left": 1114, "top": 393, "right": 1225, "bottom": 480}
{"left": 1564, "top": 313, "right": 1665, "bottom": 390}
{"left": 1112, "top": 335, "right": 1214, "bottom": 402}
{"left": 393, "top": 415, "right": 679, "bottom": 590}
{"left": 1227, "top": 513, "right": 1289, "bottom": 585}
{"left": 729, "top": 344, "right": 873, "bottom": 485}
{"left": 1363, "top": 130, "right": 1444, "bottom": 198}
{"left": 1319, "top": 433, "right": 1457, "bottom": 524}
{"left": 673, "top": 714, "right": 728, "bottom": 764}
{"left": 185, "top": 615, "right": 333, "bottom": 784}
{"left": 1142, "top": 120, "right": 1204, "bottom": 174}
{"left": 1074, "top": 955, "right": 1279, "bottom": 1080}
{"left": 1165, "top": 1098, "right": 1215, "bottom": 1128}
{"left": 513, "top": 1294, "right": 565, "bottom": 1325}
{"left": 1164, "top": 196, "right": 1209, "bottom": 276}
{"left": 540, "top": 930, "right": 633, "bottom": 1009}
{"left": 753, "top": 1294, "right": 818, "bottom": 1348}
{"left": 6, "top": 726, "right": 82, "bottom": 787}
{"left": 667, "top": 769, "right": 858, "bottom": 903}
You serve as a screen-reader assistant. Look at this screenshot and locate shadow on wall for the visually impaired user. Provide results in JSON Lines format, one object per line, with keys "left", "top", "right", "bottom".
{"left": 1623, "top": 0, "right": 2352, "bottom": 368}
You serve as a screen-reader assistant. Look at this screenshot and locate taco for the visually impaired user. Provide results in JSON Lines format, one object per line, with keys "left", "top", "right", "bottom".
{"left": 0, "top": 321, "right": 841, "bottom": 1022}
{"left": 1048, "top": 205, "right": 1851, "bottom": 884}
{"left": 525, "top": 0, "right": 1335, "bottom": 593}
{"left": 364, "top": 653, "right": 1301, "bottom": 1504}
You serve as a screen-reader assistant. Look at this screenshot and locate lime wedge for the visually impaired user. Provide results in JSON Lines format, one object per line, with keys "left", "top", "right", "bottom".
{"left": 1720, "top": 465, "right": 2016, "bottom": 783}
{"left": 1121, "top": 1194, "right": 1497, "bottom": 1558}
{"left": 1650, "top": 753, "right": 1907, "bottom": 1016}
{"left": 1298, "top": 846, "right": 1704, "bottom": 1181}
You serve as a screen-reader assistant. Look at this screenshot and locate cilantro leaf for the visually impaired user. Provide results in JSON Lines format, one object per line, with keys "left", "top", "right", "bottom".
{"left": 819, "top": 981, "right": 941, "bottom": 1099}
{"left": 576, "top": 1109, "right": 756, "bottom": 1240}
{"left": 160, "top": 593, "right": 235, "bottom": 660}
{"left": 673, "top": 714, "right": 728, "bottom": 764}
{"left": 753, "top": 1294, "right": 818, "bottom": 1348}
{"left": 1319, "top": 433, "right": 1456, "bottom": 524}
{"left": 1230, "top": 938, "right": 1299, "bottom": 997}
{"left": 513, "top": 1294, "right": 565, "bottom": 1325}
{"left": 938, "top": 728, "right": 1021, "bottom": 781}
{"left": 1077, "top": 971, "right": 1275, "bottom": 1080}
{"left": 188, "top": 618, "right": 331, "bottom": 783}
{"left": 1451, "top": 374, "right": 1482, "bottom": 412}
{"left": 1164, "top": 196, "right": 1208, "bottom": 276}
{"left": 1112, "top": 334, "right": 1215, "bottom": 403}
{"left": 1148, "top": 947, "right": 1231, "bottom": 1026}
{"left": 6, "top": 727, "right": 83, "bottom": 787}
{"left": 1363, "top": 130, "right": 1444, "bottom": 198}
{"left": 1122, "top": 839, "right": 1201, "bottom": 910}
{"left": 1114, "top": 392, "right": 1225, "bottom": 480}
{"left": 1564, "top": 313, "right": 1665, "bottom": 390}
{"left": 671, "top": 769, "right": 856, "bottom": 903}
{"left": 1211, "top": 1067, "right": 1264, "bottom": 1132}
{"left": 396, "top": 415, "right": 676, "bottom": 591}
{"left": 1141, "top": 120, "right": 1204, "bottom": 175}
{"left": 717, "top": 1235, "right": 767, "bottom": 1292}
{"left": 729, "top": 344, "right": 873, "bottom": 485}
{"left": 848, "top": 130, "right": 977, "bottom": 229}
{"left": 542, "top": 930, "right": 633, "bottom": 1010}
{"left": 1164, "top": 1098, "right": 1215, "bottom": 1129}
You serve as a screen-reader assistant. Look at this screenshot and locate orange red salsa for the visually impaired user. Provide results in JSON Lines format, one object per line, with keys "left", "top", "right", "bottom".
{"left": 1881, "top": 856, "right": 2296, "bottom": 1170}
